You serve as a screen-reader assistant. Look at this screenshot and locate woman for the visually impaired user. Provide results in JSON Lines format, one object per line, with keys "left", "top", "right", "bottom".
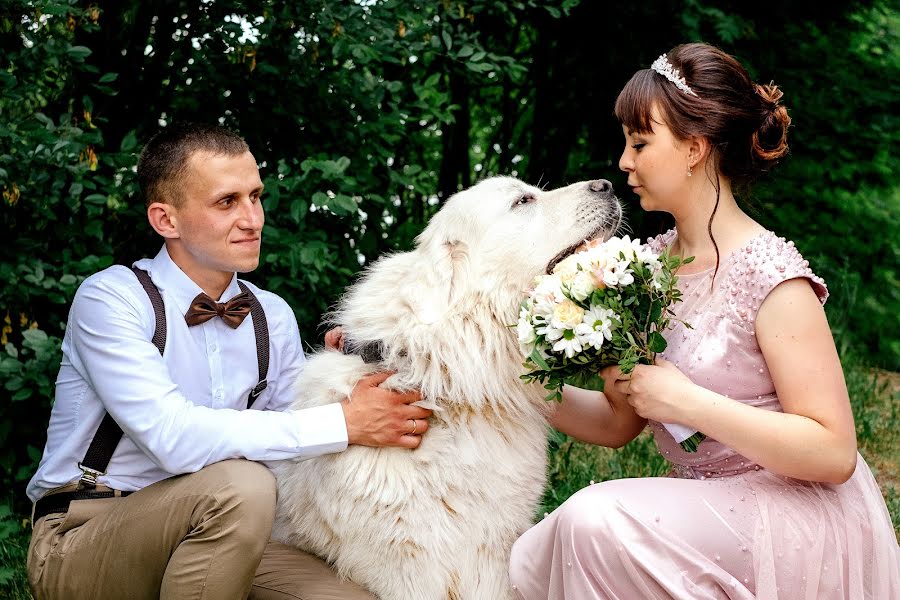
{"left": 508, "top": 43, "right": 899, "bottom": 599}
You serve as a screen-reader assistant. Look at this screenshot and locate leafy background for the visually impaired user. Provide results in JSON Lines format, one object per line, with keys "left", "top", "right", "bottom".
{"left": 1, "top": 0, "right": 897, "bottom": 593}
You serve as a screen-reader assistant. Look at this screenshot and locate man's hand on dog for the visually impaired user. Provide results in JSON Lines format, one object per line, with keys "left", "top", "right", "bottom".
{"left": 342, "top": 372, "right": 430, "bottom": 448}
{"left": 327, "top": 327, "right": 430, "bottom": 448}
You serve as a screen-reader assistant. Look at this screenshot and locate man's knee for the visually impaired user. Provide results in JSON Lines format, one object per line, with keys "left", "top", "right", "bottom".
{"left": 213, "top": 459, "right": 276, "bottom": 501}
{"left": 251, "top": 542, "right": 378, "bottom": 600}
{"left": 197, "top": 459, "right": 277, "bottom": 533}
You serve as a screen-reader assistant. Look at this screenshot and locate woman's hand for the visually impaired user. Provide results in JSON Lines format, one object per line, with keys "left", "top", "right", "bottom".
{"left": 599, "top": 364, "right": 630, "bottom": 405}
{"left": 617, "top": 358, "right": 699, "bottom": 425}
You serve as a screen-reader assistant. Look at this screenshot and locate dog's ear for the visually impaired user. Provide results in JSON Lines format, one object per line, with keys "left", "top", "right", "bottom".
{"left": 408, "top": 239, "right": 470, "bottom": 325}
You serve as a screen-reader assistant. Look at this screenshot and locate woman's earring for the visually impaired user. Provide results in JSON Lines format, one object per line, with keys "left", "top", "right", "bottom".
{"left": 687, "top": 165, "right": 693, "bottom": 177}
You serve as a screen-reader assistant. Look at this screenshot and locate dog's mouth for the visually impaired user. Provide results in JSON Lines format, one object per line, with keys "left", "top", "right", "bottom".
{"left": 545, "top": 223, "right": 611, "bottom": 275}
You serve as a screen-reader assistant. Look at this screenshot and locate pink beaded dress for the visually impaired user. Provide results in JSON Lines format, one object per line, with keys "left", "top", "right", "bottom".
{"left": 509, "top": 229, "right": 900, "bottom": 599}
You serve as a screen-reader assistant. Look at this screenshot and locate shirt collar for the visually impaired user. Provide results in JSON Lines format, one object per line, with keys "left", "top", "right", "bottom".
{"left": 141, "top": 245, "right": 243, "bottom": 315}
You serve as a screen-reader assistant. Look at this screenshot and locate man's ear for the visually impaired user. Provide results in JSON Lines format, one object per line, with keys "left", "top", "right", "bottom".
{"left": 147, "top": 202, "right": 180, "bottom": 239}
{"left": 408, "top": 239, "right": 470, "bottom": 325}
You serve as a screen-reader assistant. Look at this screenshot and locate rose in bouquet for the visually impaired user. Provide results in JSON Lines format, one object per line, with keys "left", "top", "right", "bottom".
{"left": 517, "top": 235, "right": 705, "bottom": 452}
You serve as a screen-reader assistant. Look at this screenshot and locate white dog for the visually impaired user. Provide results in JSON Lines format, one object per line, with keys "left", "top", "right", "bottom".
{"left": 271, "top": 176, "right": 621, "bottom": 600}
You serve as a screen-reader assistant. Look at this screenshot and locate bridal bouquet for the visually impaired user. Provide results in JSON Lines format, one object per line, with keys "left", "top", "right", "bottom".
{"left": 517, "top": 236, "right": 705, "bottom": 452}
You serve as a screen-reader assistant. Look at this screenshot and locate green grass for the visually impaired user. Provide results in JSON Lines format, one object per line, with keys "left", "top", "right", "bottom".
{"left": 2, "top": 361, "right": 897, "bottom": 599}
{"left": 0, "top": 499, "right": 31, "bottom": 599}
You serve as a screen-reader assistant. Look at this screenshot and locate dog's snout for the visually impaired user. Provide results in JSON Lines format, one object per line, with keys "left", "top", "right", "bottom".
{"left": 589, "top": 179, "right": 614, "bottom": 195}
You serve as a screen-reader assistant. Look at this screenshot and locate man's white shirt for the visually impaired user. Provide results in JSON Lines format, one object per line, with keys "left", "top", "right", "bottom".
{"left": 27, "top": 245, "right": 347, "bottom": 502}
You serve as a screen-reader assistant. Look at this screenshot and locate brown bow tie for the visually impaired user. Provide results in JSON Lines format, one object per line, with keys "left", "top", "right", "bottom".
{"left": 184, "top": 292, "right": 252, "bottom": 329}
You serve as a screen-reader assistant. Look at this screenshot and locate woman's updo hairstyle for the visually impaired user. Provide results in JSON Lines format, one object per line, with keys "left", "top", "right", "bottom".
{"left": 615, "top": 43, "right": 791, "bottom": 185}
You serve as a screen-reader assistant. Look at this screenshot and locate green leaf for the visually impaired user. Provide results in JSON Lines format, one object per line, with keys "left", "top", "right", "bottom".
{"left": 67, "top": 45, "right": 93, "bottom": 60}
{"left": 120, "top": 130, "right": 138, "bottom": 152}
{"left": 289, "top": 198, "right": 308, "bottom": 223}
{"left": 648, "top": 331, "right": 667, "bottom": 353}
{"left": 27, "top": 445, "right": 41, "bottom": 462}
{"left": 12, "top": 388, "right": 32, "bottom": 401}
{"left": 329, "top": 194, "right": 357, "bottom": 215}
{"left": 312, "top": 191, "right": 329, "bottom": 207}
{"left": 34, "top": 112, "right": 53, "bottom": 128}
{"left": 4, "top": 376, "right": 23, "bottom": 392}
{"left": 423, "top": 72, "right": 441, "bottom": 89}
{"left": 99, "top": 72, "right": 118, "bottom": 83}
{"left": 565, "top": 371, "right": 605, "bottom": 392}
{"left": 466, "top": 62, "right": 493, "bottom": 73}
{"left": 679, "top": 432, "right": 706, "bottom": 453}
{"left": 22, "top": 328, "right": 48, "bottom": 345}
{"left": 529, "top": 348, "right": 550, "bottom": 371}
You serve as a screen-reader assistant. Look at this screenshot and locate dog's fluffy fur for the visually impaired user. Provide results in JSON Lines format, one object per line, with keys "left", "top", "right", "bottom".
{"left": 271, "top": 176, "right": 621, "bottom": 599}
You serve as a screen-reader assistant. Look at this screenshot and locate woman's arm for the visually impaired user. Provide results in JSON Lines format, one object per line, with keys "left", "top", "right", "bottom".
{"left": 626, "top": 278, "right": 857, "bottom": 484}
{"left": 551, "top": 367, "right": 647, "bottom": 448}
{"left": 699, "top": 278, "right": 857, "bottom": 482}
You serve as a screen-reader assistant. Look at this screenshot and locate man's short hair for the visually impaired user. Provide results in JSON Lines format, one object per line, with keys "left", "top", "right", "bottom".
{"left": 137, "top": 122, "right": 249, "bottom": 208}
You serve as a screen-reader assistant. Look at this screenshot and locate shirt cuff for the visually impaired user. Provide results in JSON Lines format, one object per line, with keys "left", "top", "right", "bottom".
{"left": 290, "top": 403, "right": 348, "bottom": 457}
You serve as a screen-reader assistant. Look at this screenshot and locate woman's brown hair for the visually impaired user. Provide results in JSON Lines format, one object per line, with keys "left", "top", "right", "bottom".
{"left": 614, "top": 42, "right": 791, "bottom": 274}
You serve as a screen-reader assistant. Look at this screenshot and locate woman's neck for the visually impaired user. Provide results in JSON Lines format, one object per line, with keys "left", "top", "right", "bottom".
{"left": 668, "top": 178, "right": 761, "bottom": 267}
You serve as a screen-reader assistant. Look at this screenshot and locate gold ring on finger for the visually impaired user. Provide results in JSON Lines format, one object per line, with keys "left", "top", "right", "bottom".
{"left": 408, "top": 419, "right": 418, "bottom": 435}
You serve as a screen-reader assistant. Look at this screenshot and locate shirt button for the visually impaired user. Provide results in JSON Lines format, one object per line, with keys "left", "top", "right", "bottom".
{"left": 209, "top": 344, "right": 217, "bottom": 353}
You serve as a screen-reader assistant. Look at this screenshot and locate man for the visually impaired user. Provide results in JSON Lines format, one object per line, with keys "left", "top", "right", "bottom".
{"left": 26, "top": 123, "right": 430, "bottom": 599}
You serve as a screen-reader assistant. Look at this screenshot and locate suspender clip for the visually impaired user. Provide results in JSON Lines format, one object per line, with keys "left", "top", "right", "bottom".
{"left": 77, "top": 463, "right": 105, "bottom": 488}
{"left": 248, "top": 380, "right": 268, "bottom": 402}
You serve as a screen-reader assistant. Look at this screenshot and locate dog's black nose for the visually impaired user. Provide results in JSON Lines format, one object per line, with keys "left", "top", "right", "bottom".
{"left": 590, "top": 179, "right": 614, "bottom": 194}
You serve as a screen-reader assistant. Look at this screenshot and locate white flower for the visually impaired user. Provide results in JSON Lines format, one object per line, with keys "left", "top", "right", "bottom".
{"left": 539, "top": 324, "right": 564, "bottom": 342}
{"left": 517, "top": 314, "right": 536, "bottom": 347}
{"left": 552, "top": 332, "right": 583, "bottom": 358}
{"left": 568, "top": 271, "right": 595, "bottom": 301}
{"left": 601, "top": 235, "right": 637, "bottom": 263}
{"left": 635, "top": 244, "right": 661, "bottom": 267}
{"left": 582, "top": 254, "right": 609, "bottom": 276}
{"left": 552, "top": 254, "right": 581, "bottom": 277}
{"left": 551, "top": 299, "right": 584, "bottom": 330}
{"left": 602, "top": 261, "right": 634, "bottom": 287}
{"left": 532, "top": 274, "right": 566, "bottom": 305}
{"left": 575, "top": 306, "right": 617, "bottom": 350}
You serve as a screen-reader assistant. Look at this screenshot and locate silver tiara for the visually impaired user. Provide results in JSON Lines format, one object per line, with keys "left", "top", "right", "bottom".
{"left": 651, "top": 54, "right": 697, "bottom": 97}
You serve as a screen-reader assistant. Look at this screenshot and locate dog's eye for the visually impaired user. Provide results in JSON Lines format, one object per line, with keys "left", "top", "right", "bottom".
{"left": 512, "top": 194, "right": 535, "bottom": 208}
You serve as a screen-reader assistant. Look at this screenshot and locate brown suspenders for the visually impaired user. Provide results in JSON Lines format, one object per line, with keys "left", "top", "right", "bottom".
{"left": 76, "top": 266, "right": 270, "bottom": 488}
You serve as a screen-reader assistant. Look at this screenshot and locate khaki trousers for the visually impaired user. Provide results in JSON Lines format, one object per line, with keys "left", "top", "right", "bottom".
{"left": 27, "top": 459, "right": 376, "bottom": 600}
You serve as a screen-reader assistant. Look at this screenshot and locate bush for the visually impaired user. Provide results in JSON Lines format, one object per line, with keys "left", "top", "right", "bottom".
{"left": 1, "top": 1, "right": 896, "bottom": 513}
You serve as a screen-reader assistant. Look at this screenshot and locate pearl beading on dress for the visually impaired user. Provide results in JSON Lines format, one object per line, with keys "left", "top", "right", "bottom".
{"left": 644, "top": 229, "right": 827, "bottom": 478}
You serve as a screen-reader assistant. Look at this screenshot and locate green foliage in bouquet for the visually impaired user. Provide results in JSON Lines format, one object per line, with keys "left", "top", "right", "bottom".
{"left": 518, "top": 240, "right": 706, "bottom": 452}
